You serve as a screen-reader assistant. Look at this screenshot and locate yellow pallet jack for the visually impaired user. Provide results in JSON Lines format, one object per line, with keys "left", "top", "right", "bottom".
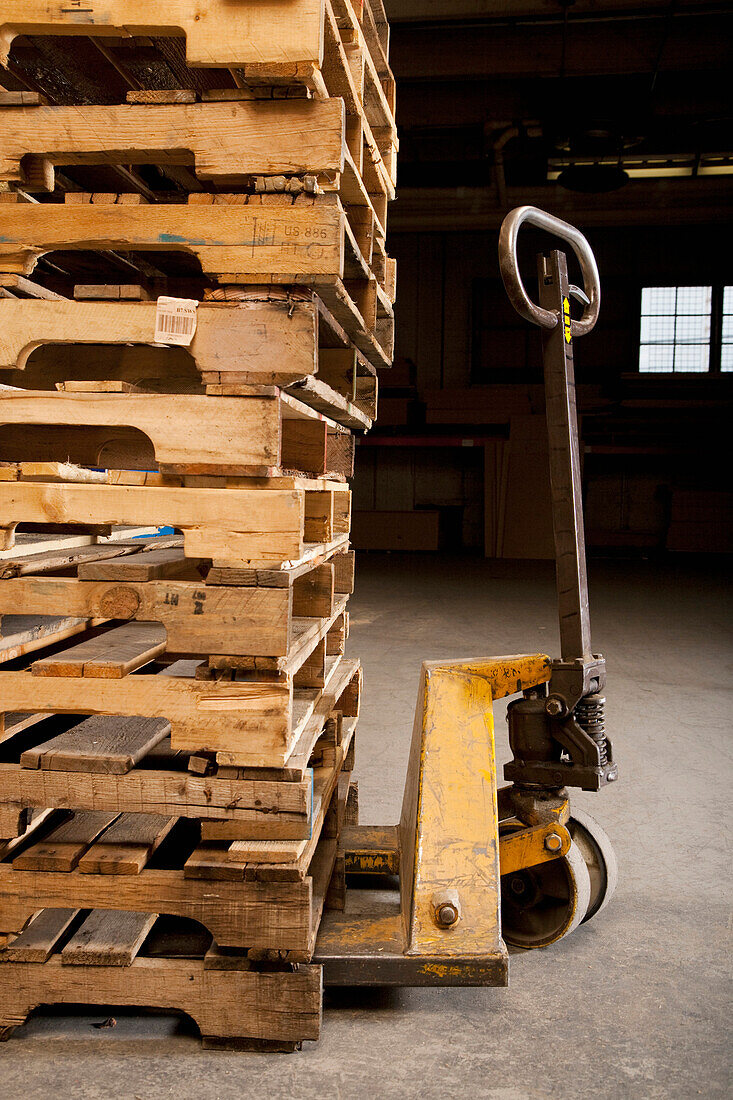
{"left": 315, "top": 207, "right": 618, "bottom": 984}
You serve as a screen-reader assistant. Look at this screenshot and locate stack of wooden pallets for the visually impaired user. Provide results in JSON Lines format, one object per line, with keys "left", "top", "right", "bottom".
{"left": 0, "top": 0, "right": 395, "bottom": 1051}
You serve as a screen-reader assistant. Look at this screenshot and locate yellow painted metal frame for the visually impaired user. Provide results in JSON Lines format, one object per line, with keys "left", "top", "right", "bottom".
{"left": 316, "top": 653, "right": 554, "bottom": 984}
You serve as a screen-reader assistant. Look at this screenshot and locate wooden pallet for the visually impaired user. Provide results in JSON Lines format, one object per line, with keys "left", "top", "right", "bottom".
{"left": 0, "top": 0, "right": 397, "bottom": 178}
{"left": 0, "top": 97, "right": 345, "bottom": 189}
{"left": 0, "top": 797, "right": 343, "bottom": 954}
{"left": 0, "top": 604, "right": 360, "bottom": 760}
{"left": 0, "top": 386, "right": 361, "bottom": 475}
{"left": 0, "top": 288, "right": 379, "bottom": 423}
{"left": 0, "top": 477, "right": 351, "bottom": 567}
{"left": 0, "top": 197, "right": 394, "bottom": 367}
{"left": 0, "top": 912, "right": 323, "bottom": 1049}
{"left": 0, "top": 702, "right": 356, "bottom": 840}
{"left": 0, "top": 545, "right": 354, "bottom": 656}
{"left": 0, "top": 94, "right": 391, "bottom": 265}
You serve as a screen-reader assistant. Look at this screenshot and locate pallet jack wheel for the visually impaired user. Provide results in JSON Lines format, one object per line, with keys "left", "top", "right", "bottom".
{"left": 568, "top": 808, "right": 618, "bottom": 923}
{"left": 500, "top": 825, "right": 592, "bottom": 949}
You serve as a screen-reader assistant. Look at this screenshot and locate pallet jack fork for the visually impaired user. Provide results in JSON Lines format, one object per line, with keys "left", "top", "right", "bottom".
{"left": 314, "top": 207, "right": 619, "bottom": 984}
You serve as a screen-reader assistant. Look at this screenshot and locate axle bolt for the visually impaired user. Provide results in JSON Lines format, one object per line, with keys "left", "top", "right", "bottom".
{"left": 544, "top": 832, "right": 563, "bottom": 853}
{"left": 431, "top": 888, "right": 462, "bottom": 928}
{"left": 545, "top": 696, "right": 565, "bottom": 718}
{"left": 437, "top": 904, "right": 459, "bottom": 927}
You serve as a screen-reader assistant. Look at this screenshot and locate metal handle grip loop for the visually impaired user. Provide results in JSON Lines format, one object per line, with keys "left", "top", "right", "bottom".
{"left": 498, "top": 206, "right": 601, "bottom": 337}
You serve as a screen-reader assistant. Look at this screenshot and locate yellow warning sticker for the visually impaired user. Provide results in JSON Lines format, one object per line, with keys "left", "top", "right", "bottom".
{"left": 562, "top": 296, "right": 572, "bottom": 343}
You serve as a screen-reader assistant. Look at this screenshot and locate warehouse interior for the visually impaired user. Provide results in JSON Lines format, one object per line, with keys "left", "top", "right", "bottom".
{"left": 0, "top": 2, "right": 730, "bottom": 1098}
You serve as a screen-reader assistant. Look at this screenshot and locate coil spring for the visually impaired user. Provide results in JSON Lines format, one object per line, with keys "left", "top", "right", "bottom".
{"left": 575, "top": 693, "right": 608, "bottom": 766}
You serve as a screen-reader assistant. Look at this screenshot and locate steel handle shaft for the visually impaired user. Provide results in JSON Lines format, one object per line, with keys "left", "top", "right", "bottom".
{"left": 498, "top": 206, "right": 601, "bottom": 338}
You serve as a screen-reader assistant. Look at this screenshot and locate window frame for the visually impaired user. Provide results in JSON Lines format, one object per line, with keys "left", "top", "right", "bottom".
{"left": 638, "top": 283, "right": 730, "bottom": 375}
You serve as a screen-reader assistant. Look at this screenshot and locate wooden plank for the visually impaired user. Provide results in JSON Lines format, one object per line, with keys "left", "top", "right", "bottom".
{"left": 60, "top": 909, "right": 157, "bottom": 966}
{"left": 0, "top": 669, "right": 295, "bottom": 763}
{"left": 20, "top": 716, "right": 171, "bottom": 775}
{"left": 0, "top": 100, "right": 344, "bottom": 189}
{"left": 12, "top": 811, "right": 119, "bottom": 871}
{"left": 1, "top": 577, "right": 292, "bottom": 655}
{"left": 77, "top": 546, "right": 196, "bottom": 582}
{"left": 0, "top": 866, "right": 314, "bottom": 953}
{"left": 77, "top": 813, "right": 176, "bottom": 875}
{"left": 31, "top": 622, "right": 166, "bottom": 678}
{"left": 5, "top": 908, "right": 80, "bottom": 963}
{"left": 0, "top": 614, "right": 91, "bottom": 663}
{"left": 0, "top": 390, "right": 283, "bottom": 472}
{"left": 0, "top": 540, "right": 151, "bottom": 579}
{"left": 0, "top": 712, "right": 49, "bottom": 745}
{"left": 291, "top": 562, "right": 335, "bottom": 617}
{"left": 0, "top": 296, "right": 319, "bottom": 380}
{"left": 0, "top": 482, "right": 306, "bottom": 566}
{"left": 0, "top": 2, "right": 325, "bottom": 70}
{"left": 0, "top": 201, "right": 345, "bottom": 279}
{"left": 0, "top": 954, "right": 322, "bottom": 1044}
{"left": 0, "top": 752, "right": 310, "bottom": 825}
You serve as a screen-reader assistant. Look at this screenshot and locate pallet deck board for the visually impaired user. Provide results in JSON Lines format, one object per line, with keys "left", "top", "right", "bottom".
{"left": 60, "top": 908, "right": 157, "bottom": 966}
{"left": 31, "top": 622, "right": 167, "bottom": 678}
{"left": 76, "top": 813, "right": 176, "bottom": 875}
{"left": 12, "top": 810, "right": 119, "bottom": 872}
{"left": 20, "top": 716, "right": 172, "bottom": 775}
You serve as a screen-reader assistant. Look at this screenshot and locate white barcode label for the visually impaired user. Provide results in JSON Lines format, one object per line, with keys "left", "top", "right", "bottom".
{"left": 154, "top": 296, "right": 198, "bottom": 346}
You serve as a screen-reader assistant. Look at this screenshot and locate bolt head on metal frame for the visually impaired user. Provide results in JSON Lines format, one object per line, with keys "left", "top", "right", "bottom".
{"left": 544, "top": 832, "right": 563, "bottom": 852}
{"left": 545, "top": 696, "right": 566, "bottom": 718}
{"left": 431, "top": 888, "right": 462, "bottom": 928}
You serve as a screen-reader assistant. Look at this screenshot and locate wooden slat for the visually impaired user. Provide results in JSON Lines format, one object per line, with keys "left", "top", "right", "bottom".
{"left": 5, "top": 908, "right": 80, "bottom": 963}
{"left": 77, "top": 546, "right": 197, "bottom": 582}
{"left": 0, "top": 201, "right": 345, "bottom": 280}
{"left": 77, "top": 813, "right": 176, "bottom": 875}
{"left": 0, "top": 482, "right": 306, "bottom": 566}
{"left": 0, "top": 99, "right": 344, "bottom": 188}
{"left": 20, "top": 715, "right": 171, "bottom": 775}
{"left": 60, "top": 909, "right": 157, "bottom": 966}
{"left": 31, "top": 622, "right": 166, "bottom": 678}
{"left": 0, "top": 614, "right": 91, "bottom": 663}
{"left": 0, "top": 541, "right": 144, "bottom": 579}
{"left": 12, "top": 810, "right": 119, "bottom": 871}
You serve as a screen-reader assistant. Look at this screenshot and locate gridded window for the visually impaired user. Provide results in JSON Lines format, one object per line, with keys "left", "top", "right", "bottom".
{"left": 722, "top": 286, "right": 733, "bottom": 373}
{"left": 639, "top": 286, "right": 711, "bottom": 373}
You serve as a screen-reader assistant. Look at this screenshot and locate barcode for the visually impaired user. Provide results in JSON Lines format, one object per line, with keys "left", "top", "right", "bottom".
{"left": 158, "top": 311, "right": 196, "bottom": 335}
{"left": 154, "top": 296, "right": 199, "bottom": 346}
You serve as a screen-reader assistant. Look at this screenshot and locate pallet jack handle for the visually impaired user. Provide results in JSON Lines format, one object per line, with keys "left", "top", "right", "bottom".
{"left": 498, "top": 205, "right": 601, "bottom": 338}
{"left": 498, "top": 206, "right": 617, "bottom": 790}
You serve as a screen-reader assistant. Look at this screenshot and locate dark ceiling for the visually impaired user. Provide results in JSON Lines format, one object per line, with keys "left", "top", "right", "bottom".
{"left": 383, "top": 1, "right": 733, "bottom": 229}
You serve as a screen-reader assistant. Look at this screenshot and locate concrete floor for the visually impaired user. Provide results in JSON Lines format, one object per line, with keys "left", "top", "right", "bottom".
{"left": 2, "top": 553, "right": 731, "bottom": 1099}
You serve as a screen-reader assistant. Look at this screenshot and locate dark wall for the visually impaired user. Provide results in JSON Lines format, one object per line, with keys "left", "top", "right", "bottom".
{"left": 356, "top": 222, "right": 732, "bottom": 555}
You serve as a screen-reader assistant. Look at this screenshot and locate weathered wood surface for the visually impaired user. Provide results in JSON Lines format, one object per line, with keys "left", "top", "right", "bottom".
{"left": 1, "top": 577, "right": 295, "bottom": 656}
{"left": 20, "top": 715, "right": 171, "bottom": 773}
{"left": 0, "top": 482, "right": 306, "bottom": 566}
{"left": 4, "top": 907, "right": 80, "bottom": 963}
{"left": 12, "top": 810, "right": 119, "bottom": 872}
{"left": 31, "top": 623, "right": 167, "bottom": 678}
{"left": 0, "top": 746, "right": 312, "bottom": 825}
{"left": 0, "top": 201, "right": 345, "bottom": 278}
{"left": 0, "top": 865, "right": 315, "bottom": 951}
{"left": 0, "top": 296, "right": 319, "bottom": 379}
{"left": 0, "top": 1, "right": 325, "bottom": 71}
{"left": 76, "top": 813, "right": 175, "bottom": 875}
{"left": 0, "top": 390, "right": 284, "bottom": 471}
{"left": 0, "top": 953, "right": 323, "bottom": 1044}
{"left": 60, "top": 909, "right": 157, "bottom": 965}
{"left": 0, "top": 667, "right": 296, "bottom": 763}
{"left": 0, "top": 613, "right": 91, "bottom": 663}
{"left": 0, "top": 99, "right": 344, "bottom": 188}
